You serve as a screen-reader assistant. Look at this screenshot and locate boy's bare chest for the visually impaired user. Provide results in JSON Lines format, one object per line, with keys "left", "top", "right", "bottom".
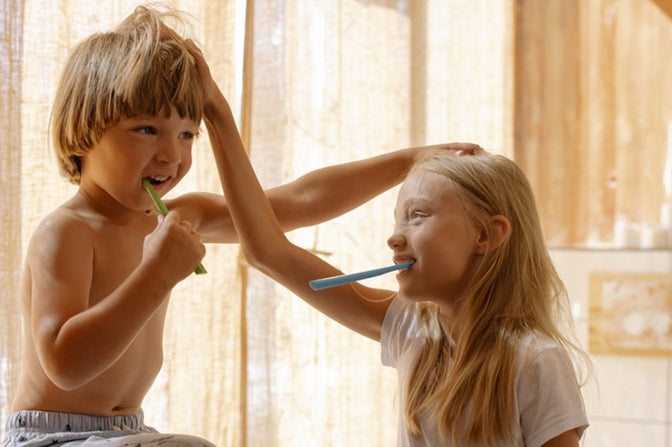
{"left": 89, "top": 219, "right": 156, "bottom": 301}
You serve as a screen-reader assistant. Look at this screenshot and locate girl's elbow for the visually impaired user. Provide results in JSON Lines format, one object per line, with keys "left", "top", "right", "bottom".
{"left": 239, "top": 232, "right": 290, "bottom": 269}
{"left": 239, "top": 243, "right": 276, "bottom": 271}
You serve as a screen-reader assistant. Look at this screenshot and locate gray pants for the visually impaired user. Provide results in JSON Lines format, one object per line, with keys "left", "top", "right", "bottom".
{"left": 2, "top": 409, "right": 216, "bottom": 446}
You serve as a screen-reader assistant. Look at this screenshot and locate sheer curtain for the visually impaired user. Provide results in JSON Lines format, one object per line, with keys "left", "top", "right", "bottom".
{"left": 1, "top": 0, "right": 245, "bottom": 444}
{"left": 1, "top": 1, "right": 511, "bottom": 445}
{"left": 242, "top": 1, "right": 511, "bottom": 445}
{"left": 514, "top": 0, "right": 672, "bottom": 248}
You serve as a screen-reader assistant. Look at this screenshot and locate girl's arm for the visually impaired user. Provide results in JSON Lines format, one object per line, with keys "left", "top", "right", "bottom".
{"left": 189, "top": 41, "right": 395, "bottom": 340}
{"left": 541, "top": 429, "right": 581, "bottom": 447}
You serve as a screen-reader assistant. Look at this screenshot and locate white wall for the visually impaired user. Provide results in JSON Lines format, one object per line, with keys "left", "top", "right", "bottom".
{"left": 551, "top": 249, "right": 672, "bottom": 446}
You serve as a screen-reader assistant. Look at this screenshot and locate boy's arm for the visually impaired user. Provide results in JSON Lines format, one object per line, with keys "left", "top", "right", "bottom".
{"left": 29, "top": 211, "right": 203, "bottom": 390}
{"left": 264, "top": 142, "right": 481, "bottom": 231}
{"left": 174, "top": 141, "right": 481, "bottom": 243}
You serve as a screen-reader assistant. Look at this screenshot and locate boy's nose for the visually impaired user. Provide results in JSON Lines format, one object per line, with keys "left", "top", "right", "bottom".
{"left": 156, "top": 139, "right": 181, "bottom": 164}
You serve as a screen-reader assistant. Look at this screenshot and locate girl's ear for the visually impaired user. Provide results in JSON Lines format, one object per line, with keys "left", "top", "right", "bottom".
{"left": 474, "top": 215, "right": 511, "bottom": 254}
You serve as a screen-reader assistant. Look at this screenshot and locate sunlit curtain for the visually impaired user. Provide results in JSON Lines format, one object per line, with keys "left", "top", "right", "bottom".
{"left": 0, "top": 0, "right": 23, "bottom": 438}
{"left": 243, "top": 1, "right": 511, "bottom": 445}
{"left": 1, "top": 0, "right": 512, "bottom": 446}
{"left": 514, "top": 0, "right": 672, "bottom": 248}
{"left": 1, "top": 0, "right": 245, "bottom": 444}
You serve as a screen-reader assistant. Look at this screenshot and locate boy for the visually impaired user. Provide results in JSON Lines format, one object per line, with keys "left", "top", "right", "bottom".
{"left": 3, "top": 5, "right": 461, "bottom": 446}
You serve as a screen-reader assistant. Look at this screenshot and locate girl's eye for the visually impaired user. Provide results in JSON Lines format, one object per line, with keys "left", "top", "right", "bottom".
{"left": 409, "top": 210, "right": 427, "bottom": 220}
{"left": 180, "top": 131, "right": 196, "bottom": 140}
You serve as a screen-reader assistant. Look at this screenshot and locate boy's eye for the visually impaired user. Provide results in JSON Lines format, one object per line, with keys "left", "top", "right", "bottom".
{"left": 136, "top": 126, "right": 157, "bottom": 135}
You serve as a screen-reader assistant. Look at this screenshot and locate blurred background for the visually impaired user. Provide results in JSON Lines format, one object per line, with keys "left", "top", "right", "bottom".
{"left": 1, "top": 0, "right": 671, "bottom": 445}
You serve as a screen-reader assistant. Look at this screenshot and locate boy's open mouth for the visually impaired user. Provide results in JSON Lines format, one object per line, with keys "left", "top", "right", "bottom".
{"left": 144, "top": 175, "right": 169, "bottom": 186}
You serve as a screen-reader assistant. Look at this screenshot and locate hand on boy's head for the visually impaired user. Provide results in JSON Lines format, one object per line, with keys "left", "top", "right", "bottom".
{"left": 183, "top": 39, "right": 221, "bottom": 106}
{"left": 420, "top": 142, "right": 485, "bottom": 158}
{"left": 143, "top": 211, "right": 206, "bottom": 284}
{"left": 445, "top": 142, "right": 484, "bottom": 156}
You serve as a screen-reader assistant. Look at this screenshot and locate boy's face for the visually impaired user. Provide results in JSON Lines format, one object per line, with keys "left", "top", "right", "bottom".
{"left": 79, "top": 109, "right": 200, "bottom": 213}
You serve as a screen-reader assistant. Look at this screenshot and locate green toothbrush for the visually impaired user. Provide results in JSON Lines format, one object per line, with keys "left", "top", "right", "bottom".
{"left": 142, "top": 178, "right": 207, "bottom": 275}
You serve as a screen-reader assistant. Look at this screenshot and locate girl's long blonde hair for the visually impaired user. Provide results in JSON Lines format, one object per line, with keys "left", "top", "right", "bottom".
{"left": 403, "top": 152, "right": 589, "bottom": 445}
{"left": 51, "top": 5, "right": 203, "bottom": 184}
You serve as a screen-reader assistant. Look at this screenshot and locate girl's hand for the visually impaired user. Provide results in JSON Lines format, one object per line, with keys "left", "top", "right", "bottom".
{"left": 184, "top": 39, "right": 223, "bottom": 112}
{"left": 417, "top": 142, "right": 485, "bottom": 159}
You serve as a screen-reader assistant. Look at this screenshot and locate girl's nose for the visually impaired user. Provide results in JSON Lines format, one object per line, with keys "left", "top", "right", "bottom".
{"left": 387, "top": 230, "right": 406, "bottom": 250}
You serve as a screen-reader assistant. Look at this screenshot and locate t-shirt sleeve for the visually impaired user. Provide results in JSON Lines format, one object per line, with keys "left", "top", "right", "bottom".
{"left": 381, "top": 298, "right": 416, "bottom": 368}
{"left": 519, "top": 344, "right": 589, "bottom": 447}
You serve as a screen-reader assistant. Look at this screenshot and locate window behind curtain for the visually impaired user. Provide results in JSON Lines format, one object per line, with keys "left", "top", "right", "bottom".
{"left": 514, "top": 0, "right": 672, "bottom": 250}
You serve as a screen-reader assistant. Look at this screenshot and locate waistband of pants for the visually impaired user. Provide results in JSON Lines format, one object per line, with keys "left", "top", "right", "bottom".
{"left": 4, "top": 409, "right": 146, "bottom": 432}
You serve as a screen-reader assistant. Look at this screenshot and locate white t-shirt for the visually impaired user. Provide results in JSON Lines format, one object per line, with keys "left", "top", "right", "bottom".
{"left": 381, "top": 298, "right": 588, "bottom": 447}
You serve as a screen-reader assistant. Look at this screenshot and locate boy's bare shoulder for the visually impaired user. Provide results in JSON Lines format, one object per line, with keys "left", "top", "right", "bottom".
{"left": 26, "top": 204, "right": 96, "bottom": 262}
{"left": 33, "top": 204, "right": 94, "bottom": 237}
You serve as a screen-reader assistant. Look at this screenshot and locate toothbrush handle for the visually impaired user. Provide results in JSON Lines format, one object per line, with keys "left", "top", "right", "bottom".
{"left": 142, "top": 179, "right": 207, "bottom": 275}
{"left": 309, "top": 262, "right": 413, "bottom": 291}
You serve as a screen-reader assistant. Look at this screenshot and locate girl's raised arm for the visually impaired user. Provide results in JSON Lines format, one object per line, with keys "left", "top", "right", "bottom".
{"left": 188, "top": 41, "right": 395, "bottom": 340}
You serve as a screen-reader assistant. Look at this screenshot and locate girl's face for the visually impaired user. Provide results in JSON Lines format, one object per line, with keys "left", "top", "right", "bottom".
{"left": 388, "top": 169, "right": 482, "bottom": 309}
{"left": 79, "top": 110, "right": 199, "bottom": 214}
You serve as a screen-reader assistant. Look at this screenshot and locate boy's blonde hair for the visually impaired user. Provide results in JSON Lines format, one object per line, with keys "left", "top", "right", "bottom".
{"left": 51, "top": 5, "right": 203, "bottom": 184}
{"left": 403, "top": 152, "right": 588, "bottom": 445}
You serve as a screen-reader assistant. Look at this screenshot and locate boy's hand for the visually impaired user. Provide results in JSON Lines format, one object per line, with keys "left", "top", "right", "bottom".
{"left": 142, "top": 211, "right": 206, "bottom": 285}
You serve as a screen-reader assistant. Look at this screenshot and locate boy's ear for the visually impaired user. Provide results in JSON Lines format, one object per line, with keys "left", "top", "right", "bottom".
{"left": 474, "top": 215, "right": 511, "bottom": 254}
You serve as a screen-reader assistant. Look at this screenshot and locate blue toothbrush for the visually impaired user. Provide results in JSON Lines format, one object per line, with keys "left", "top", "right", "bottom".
{"left": 309, "top": 262, "right": 414, "bottom": 290}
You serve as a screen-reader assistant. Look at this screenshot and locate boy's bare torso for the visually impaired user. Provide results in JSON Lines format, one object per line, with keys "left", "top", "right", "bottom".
{"left": 12, "top": 193, "right": 169, "bottom": 416}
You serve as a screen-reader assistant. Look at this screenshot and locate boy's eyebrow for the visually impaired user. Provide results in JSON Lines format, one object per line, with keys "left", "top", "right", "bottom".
{"left": 124, "top": 114, "right": 157, "bottom": 121}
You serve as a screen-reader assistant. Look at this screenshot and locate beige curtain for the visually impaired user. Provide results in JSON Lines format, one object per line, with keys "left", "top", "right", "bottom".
{"left": 1, "top": 1, "right": 511, "bottom": 444}
{"left": 13, "top": 0, "right": 672, "bottom": 445}
{"left": 1, "top": 0, "right": 245, "bottom": 444}
{"left": 0, "top": 0, "right": 510, "bottom": 444}
{"left": 0, "top": 0, "right": 23, "bottom": 437}
{"left": 6, "top": 0, "right": 671, "bottom": 445}
{"left": 514, "top": 0, "right": 672, "bottom": 247}
{"left": 242, "top": 1, "right": 511, "bottom": 445}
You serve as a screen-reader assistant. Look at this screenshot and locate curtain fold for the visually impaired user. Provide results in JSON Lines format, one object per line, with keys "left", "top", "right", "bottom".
{"left": 2, "top": 1, "right": 245, "bottom": 444}
{"left": 242, "top": 1, "right": 512, "bottom": 445}
{"left": 514, "top": 0, "right": 672, "bottom": 247}
{"left": 3, "top": 1, "right": 514, "bottom": 445}
{"left": 0, "top": 0, "right": 23, "bottom": 432}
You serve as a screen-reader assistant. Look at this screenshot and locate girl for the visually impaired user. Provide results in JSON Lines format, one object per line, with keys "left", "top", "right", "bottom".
{"left": 193, "top": 36, "right": 590, "bottom": 447}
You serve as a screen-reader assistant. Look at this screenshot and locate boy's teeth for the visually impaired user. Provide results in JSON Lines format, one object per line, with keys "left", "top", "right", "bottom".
{"left": 148, "top": 176, "right": 168, "bottom": 184}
